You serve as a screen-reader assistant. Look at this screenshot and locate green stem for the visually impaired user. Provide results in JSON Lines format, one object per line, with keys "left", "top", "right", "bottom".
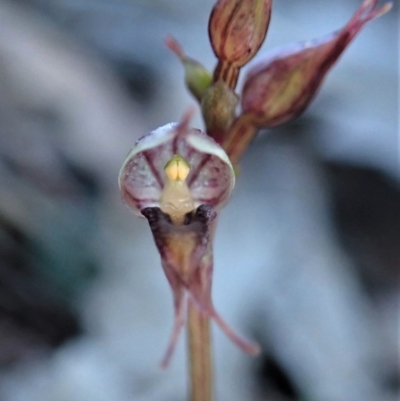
{"left": 187, "top": 301, "right": 213, "bottom": 401}
{"left": 187, "top": 222, "right": 217, "bottom": 401}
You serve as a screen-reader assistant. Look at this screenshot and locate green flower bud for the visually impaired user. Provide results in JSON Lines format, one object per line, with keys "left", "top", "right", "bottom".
{"left": 166, "top": 37, "right": 212, "bottom": 102}
{"left": 201, "top": 80, "right": 239, "bottom": 143}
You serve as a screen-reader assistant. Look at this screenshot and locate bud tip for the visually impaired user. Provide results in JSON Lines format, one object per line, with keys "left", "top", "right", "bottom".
{"left": 165, "top": 36, "right": 184, "bottom": 59}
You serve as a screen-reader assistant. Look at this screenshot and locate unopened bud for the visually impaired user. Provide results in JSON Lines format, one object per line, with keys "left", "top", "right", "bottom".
{"left": 166, "top": 37, "right": 212, "bottom": 102}
{"left": 241, "top": 0, "right": 392, "bottom": 127}
{"left": 201, "top": 80, "right": 239, "bottom": 142}
{"left": 209, "top": 0, "right": 271, "bottom": 88}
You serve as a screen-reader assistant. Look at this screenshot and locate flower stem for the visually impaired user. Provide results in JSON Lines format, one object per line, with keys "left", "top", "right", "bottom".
{"left": 187, "top": 223, "right": 216, "bottom": 401}
{"left": 223, "top": 113, "right": 257, "bottom": 165}
{"left": 187, "top": 300, "right": 213, "bottom": 401}
{"left": 213, "top": 60, "right": 239, "bottom": 90}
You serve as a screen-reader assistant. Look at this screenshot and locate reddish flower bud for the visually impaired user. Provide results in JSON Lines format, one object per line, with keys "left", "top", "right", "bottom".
{"left": 209, "top": 0, "right": 272, "bottom": 88}
{"left": 241, "top": 0, "right": 392, "bottom": 127}
{"left": 209, "top": 0, "right": 271, "bottom": 66}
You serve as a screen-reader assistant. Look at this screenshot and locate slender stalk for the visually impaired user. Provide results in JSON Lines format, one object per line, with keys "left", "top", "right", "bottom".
{"left": 187, "top": 221, "right": 217, "bottom": 401}
{"left": 213, "top": 60, "right": 239, "bottom": 90}
{"left": 187, "top": 301, "right": 213, "bottom": 401}
{"left": 223, "top": 113, "right": 257, "bottom": 165}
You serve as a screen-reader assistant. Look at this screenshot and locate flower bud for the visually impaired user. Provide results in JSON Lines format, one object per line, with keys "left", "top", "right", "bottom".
{"left": 209, "top": 0, "right": 271, "bottom": 88}
{"left": 209, "top": 0, "right": 271, "bottom": 66}
{"left": 201, "top": 80, "right": 238, "bottom": 142}
{"left": 118, "top": 117, "right": 235, "bottom": 217}
{"left": 241, "top": 0, "right": 392, "bottom": 127}
{"left": 166, "top": 37, "right": 212, "bottom": 102}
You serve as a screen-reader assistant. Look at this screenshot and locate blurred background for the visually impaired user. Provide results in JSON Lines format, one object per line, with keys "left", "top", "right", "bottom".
{"left": 0, "top": 0, "right": 398, "bottom": 400}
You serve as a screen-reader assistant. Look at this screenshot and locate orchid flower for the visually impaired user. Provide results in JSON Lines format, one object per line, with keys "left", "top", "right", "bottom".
{"left": 119, "top": 114, "right": 260, "bottom": 368}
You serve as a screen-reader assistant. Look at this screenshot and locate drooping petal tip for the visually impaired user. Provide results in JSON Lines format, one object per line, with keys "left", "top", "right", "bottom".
{"left": 141, "top": 205, "right": 216, "bottom": 368}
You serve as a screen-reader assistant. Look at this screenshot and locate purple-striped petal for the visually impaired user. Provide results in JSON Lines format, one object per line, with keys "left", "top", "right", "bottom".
{"left": 119, "top": 122, "right": 235, "bottom": 216}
